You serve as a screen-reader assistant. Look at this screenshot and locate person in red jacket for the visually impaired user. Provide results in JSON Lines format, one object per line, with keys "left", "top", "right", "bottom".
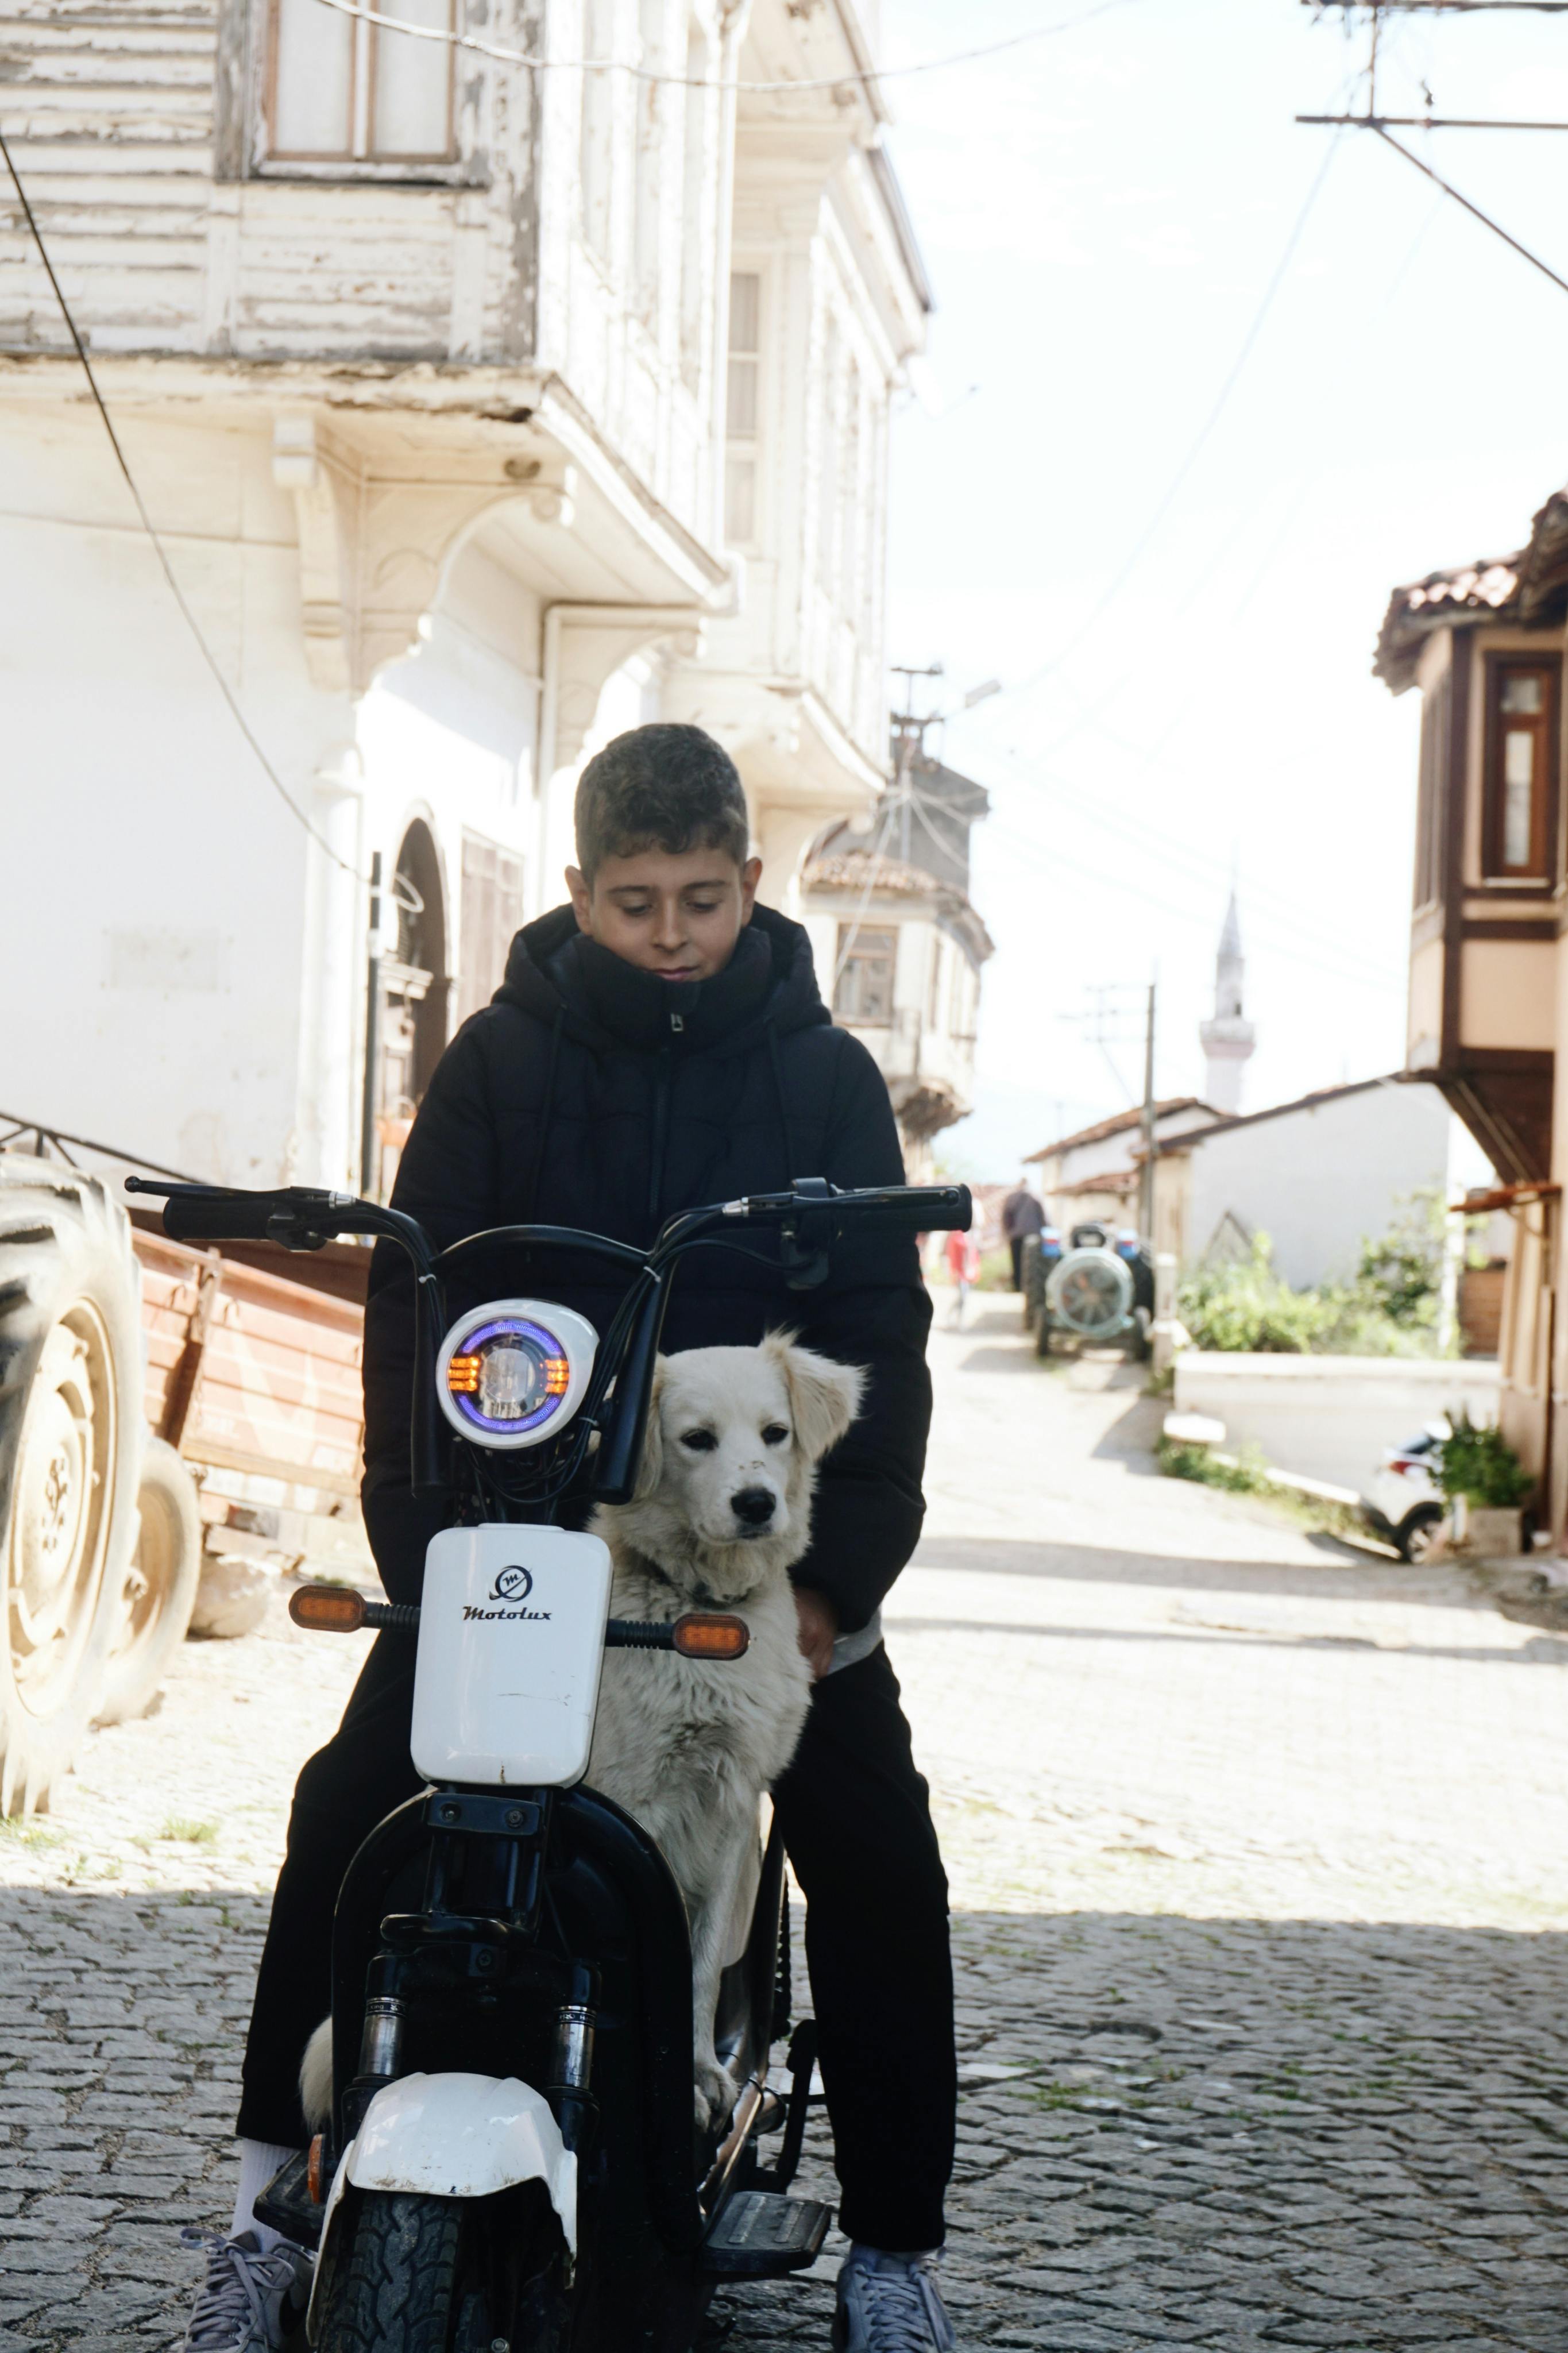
{"left": 183, "top": 724, "right": 957, "bottom": 2353}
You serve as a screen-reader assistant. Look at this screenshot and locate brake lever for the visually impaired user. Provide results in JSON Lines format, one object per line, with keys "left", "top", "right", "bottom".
{"left": 778, "top": 1176, "right": 835, "bottom": 1291}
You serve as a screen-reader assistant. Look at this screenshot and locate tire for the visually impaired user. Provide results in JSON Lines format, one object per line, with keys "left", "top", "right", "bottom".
{"left": 1399, "top": 1505, "right": 1445, "bottom": 1565}
{"left": 315, "top": 2188, "right": 544, "bottom": 2353}
{"left": 96, "top": 1436, "right": 201, "bottom": 1725}
{"left": 0, "top": 1160, "right": 144, "bottom": 1815}
{"left": 1033, "top": 1311, "right": 1054, "bottom": 1359}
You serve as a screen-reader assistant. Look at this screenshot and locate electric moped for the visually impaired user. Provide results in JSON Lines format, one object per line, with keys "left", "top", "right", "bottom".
{"left": 127, "top": 1171, "right": 970, "bottom": 2353}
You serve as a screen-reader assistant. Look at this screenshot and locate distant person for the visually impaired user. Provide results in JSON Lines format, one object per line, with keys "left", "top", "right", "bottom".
{"left": 945, "top": 1225, "right": 980, "bottom": 1328}
{"left": 1000, "top": 1178, "right": 1045, "bottom": 1290}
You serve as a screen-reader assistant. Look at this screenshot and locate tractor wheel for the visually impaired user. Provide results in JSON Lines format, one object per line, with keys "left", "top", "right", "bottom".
{"left": 0, "top": 1161, "right": 144, "bottom": 1814}
{"left": 96, "top": 1437, "right": 201, "bottom": 1725}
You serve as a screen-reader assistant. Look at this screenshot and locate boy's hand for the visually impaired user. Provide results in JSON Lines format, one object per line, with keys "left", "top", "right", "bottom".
{"left": 793, "top": 1586, "right": 839, "bottom": 1681}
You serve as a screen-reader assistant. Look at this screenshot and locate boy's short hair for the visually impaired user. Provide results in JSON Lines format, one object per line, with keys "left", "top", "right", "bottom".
{"left": 574, "top": 723, "right": 751, "bottom": 883}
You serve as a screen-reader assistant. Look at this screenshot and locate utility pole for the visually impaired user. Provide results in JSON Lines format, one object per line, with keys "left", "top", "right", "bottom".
{"left": 889, "top": 662, "right": 944, "bottom": 864}
{"left": 1138, "top": 980, "right": 1158, "bottom": 1244}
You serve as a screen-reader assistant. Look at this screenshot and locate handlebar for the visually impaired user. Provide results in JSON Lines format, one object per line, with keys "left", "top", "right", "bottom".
{"left": 721, "top": 1182, "right": 970, "bottom": 1233}
{"left": 124, "top": 1174, "right": 971, "bottom": 1512}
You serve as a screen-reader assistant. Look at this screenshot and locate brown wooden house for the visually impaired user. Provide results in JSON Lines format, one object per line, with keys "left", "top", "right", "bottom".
{"left": 1377, "top": 488, "right": 1568, "bottom": 1529}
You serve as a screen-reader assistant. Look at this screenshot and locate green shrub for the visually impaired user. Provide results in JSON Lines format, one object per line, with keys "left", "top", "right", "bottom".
{"left": 1158, "top": 1437, "right": 1273, "bottom": 1492}
{"left": 1178, "top": 1195, "right": 1455, "bottom": 1360}
{"left": 1179, "top": 1237, "right": 1335, "bottom": 1354}
{"left": 1437, "top": 1411, "right": 1532, "bottom": 1507}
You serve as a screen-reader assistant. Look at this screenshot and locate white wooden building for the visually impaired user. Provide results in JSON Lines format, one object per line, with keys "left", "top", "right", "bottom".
{"left": 800, "top": 740, "right": 992, "bottom": 1176}
{"left": 0, "top": 0, "right": 928, "bottom": 1190}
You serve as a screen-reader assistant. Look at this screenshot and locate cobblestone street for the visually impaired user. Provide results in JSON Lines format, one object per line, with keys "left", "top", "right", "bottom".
{"left": 6, "top": 1301, "right": 1568, "bottom": 2351}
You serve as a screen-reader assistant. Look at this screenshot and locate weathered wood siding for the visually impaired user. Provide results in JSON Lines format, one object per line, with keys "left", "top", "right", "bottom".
{"left": 0, "top": 3, "right": 217, "bottom": 352}
{"left": 0, "top": 1, "right": 536, "bottom": 362}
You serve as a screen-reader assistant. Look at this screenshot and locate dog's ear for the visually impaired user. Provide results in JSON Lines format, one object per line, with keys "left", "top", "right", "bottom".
{"left": 767, "top": 1337, "right": 866, "bottom": 1463}
{"left": 632, "top": 1360, "right": 667, "bottom": 1501}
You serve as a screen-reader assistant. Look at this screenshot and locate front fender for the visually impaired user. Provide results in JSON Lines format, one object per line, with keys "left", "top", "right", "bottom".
{"left": 307, "top": 2073, "right": 576, "bottom": 2342}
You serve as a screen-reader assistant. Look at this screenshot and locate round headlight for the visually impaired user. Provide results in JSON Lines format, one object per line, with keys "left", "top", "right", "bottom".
{"left": 436, "top": 1299, "right": 598, "bottom": 1451}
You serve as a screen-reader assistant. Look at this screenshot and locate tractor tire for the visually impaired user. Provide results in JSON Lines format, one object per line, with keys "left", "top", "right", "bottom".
{"left": 315, "top": 2189, "right": 536, "bottom": 2353}
{"left": 1033, "top": 1310, "right": 1055, "bottom": 1359}
{"left": 0, "top": 1160, "right": 144, "bottom": 1815}
{"left": 96, "top": 1437, "right": 201, "bottom": 1726}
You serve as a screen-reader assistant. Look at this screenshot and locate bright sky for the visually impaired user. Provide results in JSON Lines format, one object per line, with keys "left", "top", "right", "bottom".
{"left": 879, "top": 0, "right": 1568, "bottom": 1178}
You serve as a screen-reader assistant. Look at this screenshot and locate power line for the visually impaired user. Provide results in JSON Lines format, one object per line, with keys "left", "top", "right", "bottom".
{"left": 1365, "top": 122, "right": 1568, "bottom": 296}
{"left": 978, "top": 812, "right": 1407, "bottom": 997}
{"left": 991, "top": 134, "right": 1345, "bottom": 712}
{"left": 312, "top": 0, "right": 1145, "bottom": 92}
{"left": 917, "top": 746, "right": 1407, "bottom": 990}
{"left": 0, "top": 125, "right": 372, "bottom": 887}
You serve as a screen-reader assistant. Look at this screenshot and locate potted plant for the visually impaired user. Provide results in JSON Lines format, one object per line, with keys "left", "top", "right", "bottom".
{"left": 1439, "top": 1411, "right": 1534, "bottom": 1556}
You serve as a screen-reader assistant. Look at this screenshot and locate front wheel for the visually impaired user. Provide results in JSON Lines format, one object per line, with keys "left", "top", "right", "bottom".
{"left": 315, "top": 2188, "right": 564, "bottom": 2353}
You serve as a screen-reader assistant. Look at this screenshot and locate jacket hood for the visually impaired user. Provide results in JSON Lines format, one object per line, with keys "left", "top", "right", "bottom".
{"left": 494, "top": 900, "right": 832, "bottom": 1055}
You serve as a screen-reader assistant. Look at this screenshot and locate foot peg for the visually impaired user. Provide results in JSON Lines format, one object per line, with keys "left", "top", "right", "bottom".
{"left": 701, "top": 2189, "right": 831, "bottom": 2277}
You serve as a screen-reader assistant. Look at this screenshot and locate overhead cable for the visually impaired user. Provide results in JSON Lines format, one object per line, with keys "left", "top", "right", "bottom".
{"left": 0, "top": 124, "right": 374, "bottom": 886}
{"left": 1366, "top": 123, "right": 1568, "bottom": 297}
{"left": 992, "top": 135, "right": 1344, "bottom": 712}
{"left": 311, "top": 0, "right": 1144, "bottom": 93}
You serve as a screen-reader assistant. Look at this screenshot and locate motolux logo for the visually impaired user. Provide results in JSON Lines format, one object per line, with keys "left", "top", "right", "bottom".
{"left": 465, "top": 1563, "right": 551, "bottom": 1624}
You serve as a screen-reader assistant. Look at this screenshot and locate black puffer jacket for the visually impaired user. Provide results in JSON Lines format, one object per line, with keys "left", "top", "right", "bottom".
{"left": 361, "top": 901, "right": 933, "bottom": 1631}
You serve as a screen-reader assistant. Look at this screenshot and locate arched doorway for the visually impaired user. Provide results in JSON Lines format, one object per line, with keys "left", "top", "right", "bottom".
{"left": 368, "top": 820, "right": 449, "bottom": 1198}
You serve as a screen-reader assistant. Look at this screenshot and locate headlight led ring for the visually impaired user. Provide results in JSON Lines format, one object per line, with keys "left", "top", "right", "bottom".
{"left": 435, "top": 1299, "right": 599, "bottom": 1451}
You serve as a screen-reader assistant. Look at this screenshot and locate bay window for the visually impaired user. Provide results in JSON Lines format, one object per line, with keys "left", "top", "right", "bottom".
{"left": 1482, "top": 655, "right": 1558, "bottom": 881}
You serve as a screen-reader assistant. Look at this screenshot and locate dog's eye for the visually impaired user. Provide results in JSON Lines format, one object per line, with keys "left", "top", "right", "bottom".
{"left": 761, "top": 1424, "right": 790, "bottom": 1446}
{"left": 679, "top": 1429, "right": 719, "bottom": 1452}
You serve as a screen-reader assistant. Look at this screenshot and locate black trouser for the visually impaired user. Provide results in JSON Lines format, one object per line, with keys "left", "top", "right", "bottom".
{"left": 237, "top": 1639, "right": 955, "bottom": 2254}
{"left": 1009, "top": 1237, "right": 1025, "bottom": 1290}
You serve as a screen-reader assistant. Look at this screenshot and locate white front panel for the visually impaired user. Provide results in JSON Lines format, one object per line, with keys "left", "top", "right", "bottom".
{"left": 411, "top": 1525, "right": 612, "bottom": 1788}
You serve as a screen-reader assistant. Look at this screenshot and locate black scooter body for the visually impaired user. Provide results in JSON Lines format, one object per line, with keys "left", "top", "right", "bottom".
{"left": 129, "top": 1172, "right": 971, "bottom": 2353}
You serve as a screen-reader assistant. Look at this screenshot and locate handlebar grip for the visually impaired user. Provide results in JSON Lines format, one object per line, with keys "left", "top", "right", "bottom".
{"left": 864, "top": 1184, "right": 971, "bottom": 1233}
{"left": 161, "top": 1190, "right": 291, "bottom": 1244}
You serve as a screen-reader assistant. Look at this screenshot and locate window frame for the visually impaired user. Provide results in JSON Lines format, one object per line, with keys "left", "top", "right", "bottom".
{"left": 251, "top": 0, "right": 474, "bottom": 184}
{"left": 833, "top": 922, "right": 897, "bottom": 1027}
{"left": 1480, "top": 650, "right": 1559, "bottom": 886}
{"left": 723, "top": 264, "right": 765, "bottom": 550}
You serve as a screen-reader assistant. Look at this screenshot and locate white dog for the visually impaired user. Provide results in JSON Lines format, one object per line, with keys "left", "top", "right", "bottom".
{"left": 588, "top": 1333, "right": 864, "bottom": 2129}
{"left": 299, "top": 1334, "right": 862, "bottom": 2140}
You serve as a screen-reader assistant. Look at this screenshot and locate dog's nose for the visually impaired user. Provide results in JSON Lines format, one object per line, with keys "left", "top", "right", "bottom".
{"left": 731, "top": 1486, "right": 777, "bottom": 1527}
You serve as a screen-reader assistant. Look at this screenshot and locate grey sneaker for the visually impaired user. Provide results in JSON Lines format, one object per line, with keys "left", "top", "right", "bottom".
{"left": 180, "top": 2229, "right": 312, "bottom": 2352}
{"left": 834, "top": 2246, "right": 956, "bottom": 2353}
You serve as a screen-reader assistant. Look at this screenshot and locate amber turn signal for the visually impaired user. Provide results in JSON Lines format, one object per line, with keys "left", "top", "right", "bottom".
{"left": 671, "top": 1612, "right": 750, "bottom": 1660}
{"left": 307, "top": 2132, "right": 326, "bottom": 2204}
{"left": 289, "top": 1584, "right": 367, "bottom": 1633}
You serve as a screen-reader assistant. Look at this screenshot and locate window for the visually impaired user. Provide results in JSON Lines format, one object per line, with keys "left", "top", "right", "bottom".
{"left": 1483, "top": 656, "right": 1558, "bottom": 880}
{"left": 838, "top": 358, "right": 861, "bottom": 616}
{"left": 678, "top": 26, "right": 708, "bottom": 391}
{"left": 833, "top": 925, "right": 895, "bottom": 1025}
{"left": 457, "top": 832, "right": 525, "bottom": 1028}
{"left": 1412, "top": 680, "right": 1445, "bottom": 909}
{"left": 267, "top": 0, "right": 455, "bottom": 164}
{"left": 579, "top": 0, "right": 615, "bottom": 257}
{"left": 814, "top": 317, "right": 840, "bottom": 588}
{"left": 725, "top": 271, "right": 760, "bottom": 543}
{"left": 632, "top": 0, "right": 666, "bottom": 319}
{"left": 927, "top": 935, "right": 944, "bottom": 1029}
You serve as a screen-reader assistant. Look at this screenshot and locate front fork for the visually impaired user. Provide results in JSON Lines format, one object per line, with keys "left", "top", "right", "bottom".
{"left": 333, "top": 1789, "right": 599, "bottom": 2162}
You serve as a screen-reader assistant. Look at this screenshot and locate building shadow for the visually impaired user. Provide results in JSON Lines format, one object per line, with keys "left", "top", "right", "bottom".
{"left": 5, "top": 1884, "right": 1568, "bottom": 2352}
{"left": 909, "top": 1530, "right": 1513, "bottom": 1615}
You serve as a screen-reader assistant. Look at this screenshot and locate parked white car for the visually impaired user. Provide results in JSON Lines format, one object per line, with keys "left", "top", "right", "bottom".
{"left": 1361, "top": 1423, "right": 1447, "bottom": 1562}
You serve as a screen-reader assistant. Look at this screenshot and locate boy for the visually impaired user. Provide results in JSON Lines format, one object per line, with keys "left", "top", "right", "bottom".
{"left": 183, "top": 724, "right": 958, "bottom": 2353}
